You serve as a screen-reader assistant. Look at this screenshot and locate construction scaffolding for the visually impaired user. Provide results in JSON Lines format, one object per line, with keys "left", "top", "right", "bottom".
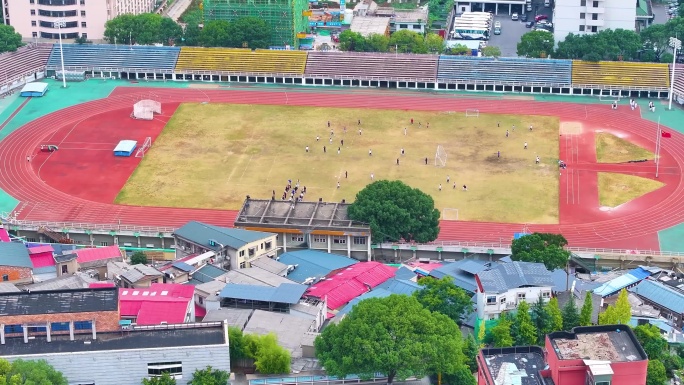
{"left": 204, "top": 0, "right": 310, "bottom": 48}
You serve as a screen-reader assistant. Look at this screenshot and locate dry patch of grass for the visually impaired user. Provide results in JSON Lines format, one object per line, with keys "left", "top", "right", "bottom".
{"left": 598, "top": 172, "right": 664, "bottom": 208}
{"left": 116, "top": 104, "right": 560, "bottom": 223}
{"left": 595, "top": 132, "right": 653, "bottom": 163}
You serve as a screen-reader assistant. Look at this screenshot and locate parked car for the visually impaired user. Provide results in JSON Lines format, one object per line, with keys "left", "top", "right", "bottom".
{"left": 512, "top": 12, "right": 519, "bottom": 20}
{"left": 494, "top": 21, "right": 502, "bottom": 28}
{"left": 494, "top": 26, "right": 502, "bottom": 34}
{"left": 521, "top": 13, "right": 529, "bottom": 21}
{"left": 535, "top": 14, "right": 548, "bottom": 22}
{"left": 525, "top": 21, "right": 534, "bottom": 27}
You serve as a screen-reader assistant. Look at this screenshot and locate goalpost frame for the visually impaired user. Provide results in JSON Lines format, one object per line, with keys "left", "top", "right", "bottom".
{"left": 135, "top": 137, "right": 152, "bottom": 158}
{"left": 465, "top": 109, "right": 480, "bottom": 117}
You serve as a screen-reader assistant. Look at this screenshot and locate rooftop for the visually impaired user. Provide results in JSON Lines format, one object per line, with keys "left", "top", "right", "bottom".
{"left": 430, "top": 259, "right": 492, "bottom": 293}
{"left": 480, "top": 346, "right": 546, "bottom": 385}
{"left": 222, "top": 267, "right": 294, "bottom": 287}
{"left": 391, "top": 8, "right": 429, "bottom": 22}
{"left": 0, "top": 323, "right": 227, "bottom": 356}
{"left": 0, "top": 282, "right": 19, "bottom": 293}
{"left": 549, "top": 325, "right": 647, "bottom": 362}
{"left": 220, "top": 282, "right": 307, "bottom": 304}
{"left": 190, "top": 264, "right": 229, "bottom": 284}
{"left": 195, "top": 279, "right": 229, "bottom": 296}
{"left": 235, "top": 199, "right": 369, "bottom": 232}
{"left": 0, "top": 242, "right": 32, "bottom": 268}
{"left": 306, "top": 262, "right": 396, "bottom": 309}
{"left": 120, "top": 264, "right": 164, "bottom": 283}
{"left": 593, "top": 267, "right": 654, "bottom": 297}
{"left": 278, "top": 250, "right": 358, "bottom": 283}
{"left": 119, "top": 284, "right": 195, "bottom": 324}
{"left": 0, "top": 287, "right": 118, "bottom": 316}
{"left": 351, "top": 17, "right": 390, "bottom": 37}
{"left": 175, "top": 221, "right": 274, "bottom": 251}
{"left": 202, "top": 308, "right": 254, "bottom": 328}
{"left": 477, "top": 261, "right": 554, "bottom": 294}
{"left": 630, "top": 278, "right": 684, "bottom": 314}
{"left": 251, "top": 256, "right": 288, "bottom": 275}
{"left": 243, "top": 309, "right": 316, "bottom": 358}
{"left": 74, "top": 245, "right": 123, "bottom": 264}
{"left": 25, "top": 272, "right": 98, "bottom": 291}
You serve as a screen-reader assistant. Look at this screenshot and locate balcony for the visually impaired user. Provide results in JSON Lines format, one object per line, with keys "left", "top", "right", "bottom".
{"left": 587, "top": 6, "right": 605, "bottom": 13}
{"left": 585, "top": 18, "right": 605, "bottom": 26}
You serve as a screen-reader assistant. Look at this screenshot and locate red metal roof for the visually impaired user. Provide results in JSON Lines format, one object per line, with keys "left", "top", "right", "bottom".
{"left": 90, "top": 282, "right": 115, "bottom": 288}
{"left": 28, "top": 245, "right": 54, "bottom": 254}
{"left": 195, "top": 304, "right": 207, "bottom": 318}
{"left": 306, "top": 262, "right": 396, "bottom": 310}
{"left": 30, "top": 252, "right": 55, "bottom": 268}
{"left": 76, "top": 245, "right": 122, "bottom": 264}
{"left": 407, "top": 261, "right": 443, "bottom": 273}
{"left": 136, "top": 301, "right": 189, "bottom": 325}
{"left": 119, "top": 283, "right": 195, "bottom": 320}
{"left": 0, "top": 228, "right": 10, "bottom": 242}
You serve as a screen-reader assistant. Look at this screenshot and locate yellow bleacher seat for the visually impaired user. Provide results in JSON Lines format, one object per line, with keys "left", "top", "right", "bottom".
{"left": 571, "top": 61, "right": 669, "bottom": 88}
{"left": 175, "top": 48, "right": 307, "bottom": 74}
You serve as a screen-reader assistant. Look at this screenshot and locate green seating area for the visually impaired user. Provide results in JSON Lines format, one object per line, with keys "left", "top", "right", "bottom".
{"left": 175, "top": 48, "right": 307, "bottom": 74}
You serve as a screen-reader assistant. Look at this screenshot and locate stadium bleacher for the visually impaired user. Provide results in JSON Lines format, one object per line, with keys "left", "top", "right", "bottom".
{"left": 46, "top": 44, "right": 181, "bottom": 71}
{"left": 0, "top": 43, "right": 53, "bottom": 86}
{"left": 571, "top": 61, "right": 670, "bottom": 88}
{"left": 672, "top": 64, "right": 684, "bottom": 99}
{"left": 175, "top": 48, "right": 307, "bottom": 74}
{"left": 437, "top": 56, "right": 572, "bottom": 85}
{"left": 304, "top": 52, "right": 439, "bottom": 80}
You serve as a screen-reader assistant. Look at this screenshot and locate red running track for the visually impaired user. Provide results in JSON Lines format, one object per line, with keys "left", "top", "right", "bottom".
{"left": 0, "top": 87, "right": 680, "bottom": 249}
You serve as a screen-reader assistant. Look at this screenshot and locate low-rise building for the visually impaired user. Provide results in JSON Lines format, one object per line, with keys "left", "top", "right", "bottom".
{"left": 251, "top": 256, "right": 289, "bottom": 276}
{"left": 55, "top": 245, "right": 124, "bottom": 278}
{"left": 110, "top": 263, "right": 165, "bottom": 288}
{"left": 119, "top": 283, "right": 195, "bottom": 325}
{"left": 278, "top": 249, "right": 358, "bottom": 284}
{"left": 24, "top": 272, "right": 98, "bottom": 291}
{"left": 630, "top": 278, "right": 684, "bottom": 328}
{"left": 474, "top": 261, "right": 554, "bottom": 321}
{"left": 28, "top": 245, "right": 57, "bottom": 281}
{"left": 477, "top": 346, "right": 547, "bottom": 385}
{"left": 0, "top": 322, "right": 231, "bottom": 385}
{"left": 219, "top": 282, "right": 308, "bottom": 312}
{"left": 376, "top": 7, "right": 429, "bottom": 34}
{"left": 0, "top": 242, "right": 33, "bottom": 284}
{"left": 350, "top": 16, "right": 391, "bottom": 37}
{"left": 174, "top": 221, "right": 278, "bottom": 271}
{"left": 430, "top": 259, "right": 491, "bottom": 294}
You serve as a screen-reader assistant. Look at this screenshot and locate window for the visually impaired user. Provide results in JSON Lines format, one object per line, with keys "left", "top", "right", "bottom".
{"left": 51, "top": 322, "right": 70, "bottom": 331}
{"left": 412, "top": 25, "right": 421, "bottom": 29}
{"left": 517, "top": 293, "right": 526, "bottom": 300}
{"left": 580, "top": 0, "right": 586, "bottom": 5}
{"left": 580, "top": 12, "right": 585, "bottom": 19}
{"left": 265, "top": 241, "right": 272, "bottom": 249}
{"left": 592, "top": 0, "right": 598, "bottom": 6}
{"left": 26, "top": 237, "right": 37, "bottom": 242}
{"left": 239, "top": 250, "right": 245, "bottom": 257}
{"left": 80, "top": 10, "right": 85, "bottom": 16}
{"left": 39, "top": 0, "right": 77, "bottom": 4}
{"left": 32, "top": 32, "right": 38, "bottom": 37}
{"left": 313, "top": 236, "right": 326, "bottom": 243}
{"left": 81, "top": 21, "right": 86, "bottom": 27}
{"left": 80, "top": 0, "right": 84, "bottom": 4}
{"left": 81, "top": 33, "right": 87, "bottom": 39}
{"left": 542, "top": 292, "right": 551, "bottom": 298}
{"left": 248, "top": 248, "right": 255, "bottom": 257}
{"left": 151, "top": 279, "right": 159, "bottom": 284}
{"left": 591, "top": 26, "right": 597, "bottom": 32}
{"left": 486, "top": 296, "right": 496, "bottom": 304}
{"left": 30, "top": 9, "right": 36, "bottom": 15}
{"left": 2, "top": 275, "right": 8, "bottom": 282}
{"left": 28, "top": 326, "right": 47, "bottom": 333}
{"left": 290, "top": 235, "right": 304, "bottom": 242}
{"left": 260, "top": 243, "right": 264, "bottom": 250}
{"left": 239, "top": 262, "right": 246, "bottom": 269}
{"left": 100, "top": 241, "right": 108, "bottom": 246}
{"left": 399, "top": 24, "right": 408, "bottom": 28}
{"left": 30, "top": 0, "right": 35, "bottom": 3}
{"left": 353, "top": 236, "right": 366, "bottom": 245}
{"left": 61, "top": 265, "right": 68, "bottom": 274}
{"left": 31, "top": 21, "right": 37, "bottom": 26}
{"left": 591, "top": 13, "right": 598, "bottom": 20}
{"left": 595, "top": 382, "right": 610, "bottom": 385}
{"left": 73, "top": 321, "right": 93, "bottom": 330}
{"left": 500, "top": 297, "right": 506, "bottom": 304}
{"left": 333, "top": 236, "right": 346, "bottom": 244}
{"left": 579, "top": 25, "right": 585, "bottom": 31}
{"left": 148, "top": 362, "right": 182, "bottom": 378}
{"left": 4, "top": 325, "right": 22, "bottom": 334}
{"left": 198, "top": 296, "right": 204, "bottom": 305}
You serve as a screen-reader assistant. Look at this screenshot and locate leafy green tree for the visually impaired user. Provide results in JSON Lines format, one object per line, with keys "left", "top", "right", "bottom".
{"left": 200, "top": 20, "right": 233, "bottom": 47}
{"left": 561, "top": 297, "right": 580, "bottom": 330}
{"left": 425, "top": 33, "right": 445, "bottom": 54}
{"left": 511, "top": 233, "right": 570, "bottom": 271}
{"left": 243, "top": 333, "right": 290, "bottom": 374}
{"left": 160, "top": 17, "right": 183, "bottom": 46}
{"left": 441, "top": 365, "right": 476, "bottom": 385}
{"left": 414, "top": 276, "right": 474, "bottom": 323}
{"left": 389, "top": 30, "right": 428, "bottom": 54}
{"left": 481, "top": 46, "right": 502, "bottom": 58}
{"left": 0, "top": 25, "right": 23, "bottom": 53}
{"left": 477, "top": 320, "right": 486, "bottom": 348}
{"left": 513, "top": 301, "right": 537, "bottom": 346}
{"left": 188, "top": 366, "right": 229, "bottom": 385}
{"left": 1, "top": 359, "right": 68, "bottom": 385}
{"left": 182, "top": 23, "right": 203, "bottom": 47}
{"left": 546, "top": 297, "right": 564, "bottom": 333}
{"left": 143, "top": 373, "right": 176, "bottom": 385}
{"left": 599, "top": 289, "right": 631, "bottom": 325}
{"left": 517, "top": 30, "right": 554, "bottom": 58}
{"left": 491, "top": 316, "right": 514, "bottom": 348}
{"left": 639, "top": 18, "right": 684, "bottom": 62}
{"left": 229, "top": 327, "right": 247, "bottom": 363}
{"left": 647, "top": 360, "right": 667, "bottom": 385}
{"left": 554, "top": 29, "right": 641, "bottom": 61}
{"left": 662, "top": 354, "right": 683, "bottom": 378}
{"left": 315, "top": 295, "right": 464, "bottom": 384}
{"left": 338, "top": 30, "right": 367, "bottom": 51}
{"left": 461, "top": 334, "right": 479, "bottom": 373}
{"left": 104, "top": 14, "right": 137, "bottom": 44}
{"left": 634, "top": 324, "right": 669, "bottom": 361}
{"left": 348, "top": 180, "right": 440, "bottom": 243}
{"left": 579, "top": 291, "right": 593, "bottom": 326}
{"left": 445, "top": 44, "right": 470, "bottom": 56}
{"left": 104, "top": 14, "right": 182, "bottom": 45}
{"left": 365, "top": 34, "right": 390, "bottom": 52}
{"left": 227, "top": 17, "right": 271, "bottom": 49}
{"left": 531, "top": 295, "right": 552, "bottom": 344}
{"left": 130, "top": 251, "right": 148, "bottom": 265}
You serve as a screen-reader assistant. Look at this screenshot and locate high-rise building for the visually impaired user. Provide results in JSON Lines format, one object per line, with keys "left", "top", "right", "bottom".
{"left": 4, "top": 0, "right": 158, "bottom": 42}
{"left": 203, "top": 0, "right": 310, "bottom": 49}
{"left": 552, "top": 0, "right": 637, "bottom": 44}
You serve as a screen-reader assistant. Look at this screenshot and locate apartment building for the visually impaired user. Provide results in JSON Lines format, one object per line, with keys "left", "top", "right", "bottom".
{"left": 552, "top": 0, "right": 636, "bottom": 44}
{"left": 3, "top": 0, "right": 158, "bottom": 41}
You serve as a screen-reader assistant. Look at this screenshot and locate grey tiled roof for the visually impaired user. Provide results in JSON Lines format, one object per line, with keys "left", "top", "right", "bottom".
{"left": 477, "top": 261, "right": 554, "bottom": 294}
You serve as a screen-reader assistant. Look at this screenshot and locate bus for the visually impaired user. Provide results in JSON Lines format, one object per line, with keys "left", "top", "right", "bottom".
{"left": 453, "top": 21, "right": 491, "bottom": 31}
{"left": 452, "top": 26, "right": 490, "bottom": 40}
{"left": 458, "top": 15, "right": 492, "bottom": 24}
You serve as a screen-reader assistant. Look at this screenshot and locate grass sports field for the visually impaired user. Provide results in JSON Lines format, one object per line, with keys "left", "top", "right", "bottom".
{"left": 116, "top": 104, "right": 560, "bottom": 223}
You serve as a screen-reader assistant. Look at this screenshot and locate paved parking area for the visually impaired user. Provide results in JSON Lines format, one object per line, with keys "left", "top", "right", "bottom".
{"left": 486, "top": 5, "right": 553, "bottom": 57}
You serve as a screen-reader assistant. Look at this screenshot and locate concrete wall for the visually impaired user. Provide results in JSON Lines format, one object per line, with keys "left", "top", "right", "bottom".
{"left": 553, "top": 0, "right": 636, "bottom": 44}
{"left": 476, "top": 286, "right": 552, "bottom": 319}
{"left": 2, "top": 343, "right": 231, "bottom": 385}
{"left": 0, "top": 265, "right": 32, "bottom": 284}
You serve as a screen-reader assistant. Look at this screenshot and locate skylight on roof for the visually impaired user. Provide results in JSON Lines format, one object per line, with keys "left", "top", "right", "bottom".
{"left": 122, "top": 290, "right": 129, "bottom": 295}
{"left": 161, "top": 291, "right": 169, "bottom": 295}
{"left": 143, "top": 292, "right": 149, "bottom": 296}
{"left": 132, "top": 291, "right": 140, "bottom": 295}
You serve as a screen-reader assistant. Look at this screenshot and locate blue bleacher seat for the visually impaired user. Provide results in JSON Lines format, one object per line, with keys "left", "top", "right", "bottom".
{"left": 437, "top": 56, "right": 572, "bottom": 85}
{"left": 47, "top": 44, "right": 181, "bottom": 71}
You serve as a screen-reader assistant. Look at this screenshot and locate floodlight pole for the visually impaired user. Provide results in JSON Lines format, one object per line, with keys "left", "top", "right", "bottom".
{"left": 54, "top": 19, "right": 67, "bottom": 88}
{"left": 668, "top": 37, "right": 681, "bottom": 111}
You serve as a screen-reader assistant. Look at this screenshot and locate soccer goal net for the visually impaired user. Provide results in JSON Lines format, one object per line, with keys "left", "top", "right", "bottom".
{"left": 135, "top": 137, "right": 152, "bottom": 158}
{"left": 465, "top": 109, "right": 479, "bottom": 117}
{"left": 598, "top": 92, "right": 621, "bottom": 102}
{"left": 442, "top": 208, "right": 459, "bottom": 220}
{"left": 435, "top": 145, "right": 447, "bottom": 167}
{"left": 131, "top": 100, "right": 162, "bottom": 120}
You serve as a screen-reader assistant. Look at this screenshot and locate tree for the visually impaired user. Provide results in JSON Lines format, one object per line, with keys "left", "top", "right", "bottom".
{"left": 244, "top": 333, "right": 291, "bottom": 374}
{"left": 546, "top": 297, "right": 564, "bottom": 332}
{"left": 561, "top": 297, "right": 580, "bottom": 331}
{"left": 531, "top": 295, "right": 552, "bottom": 344}
{"left": 200, "top": 20, "right": 233, "bottom": 47}
{"left": 441, "top": 365, "right": 476, "bottom": 385}
{"left": 227, "top": 17, "right": 271, "bottom": 49}
{"left": 229, "top": 326, "right": 247, "bottom": 365}
{"left": 510, "top": 233, "right": 570, "bottom": 271}
{"left": 579, "top": 291, "right": 593, "bottom": 326}
{"left": 389, "top": 30, "right": 428, "bottom": 54}
{"left": 348, "top": 180, "right": 440, "bottom": 243}
{"left": 599, "top": 289, "right": 631, "bottom": 325}
{"left": 188, "top": 366, "right": 229, "bottom": 385}
{"left": 365, "top": 34, "right": 390, "bottom": 52}
{"left": 425, "top": 33, "right": 445, "bottom": 54}
{"left": 0, "top": 25, "right": 24, "bottom": 53}
{"left": 517, "top": 30, "right": 553, "bottom": 58}
{"left": 159, "top": 17, "right": 183, "bottom": 46}
{"left": 143, "top": 373, "right": 176, "bottom": 385}
{"left": 182, "top": 23, "right": 203, "bottom": 47}
{"left": 414, "top": 276, "right": 474, "bottom": 323}
{"left": 513, "top": 301, "right": 537, "bottom": 346}
{"left": 130, "top": 251, "right": 148, "bottom": 265}
{"left": 481, "top": 46, "right": 502, "bottom": 58}
{"left": 104, "top": 14, "right": 182, "bottom": 46}
{"left": 634, "top": 324, "right": 669, "bottom": 361}
{"left": 639, "top": 18, "right": 684, "bottom": 62}
{"left": 445, "top": 44, "right": 470, "bottom": 56}
{"left": 662, "top": 354, "right": 683, "bottom": 379}
{"left": 490, "top": 316, "right": 514, "bottom": 348}
{"left": 477, "top": 320, "right": 486, "bottom": 348}
{"left": 315, "top": 295, "right": 464, "bottom": 384}
{"left": 461, "top": 334, "right": 478, "bottom": 373}
{"left": 1, "top": 359, "right": 68, "bottom": 385}
{"left": 554, "top": 29, "right": 642, "bottom": 61}
{"left": 647, "top": 360, "right": 667, "bottom": 385}
{"left": 338, "top": 30, "right": 367, "bottom": 51}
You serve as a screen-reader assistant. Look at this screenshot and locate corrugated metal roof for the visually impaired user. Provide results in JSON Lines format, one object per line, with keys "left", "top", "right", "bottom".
{"left": 120, "top": 265, "right": 163, "bottom": 283}
{"left": 0, "top": 242, "right": 32, "bottom": 268}
{"left": 251, "top": 257, "right": 288, "bottom": 275}
{"left": 219, "top": 283, "right": 307, "bottom": 304}
{"left": 190, "top": 264, "right": 228, "bottom": 284}
{"left": 395, "top": 266, "right": 417, "bottom": 281}
{"left": 429, "top": 259, "right": 490, "bottom": 293}
{"left": 305, "top": 262, "right": 396, "bottom": 309}
{"left": 594, "top": 267, "right": 653, "bottom": 297}
{"left": 0, "top": 227, "right": 10, "bottom": 242}
{"left": 174, "top": 221, "right": 274, "bottom": 250}
{"left": 375, "top": 278, "right": 421, "bottom": 296}
{"left": 30, "top": 252, "right": 55, "bottom": 269}
{"left": 334, "top": 289, "right": 393, "bottom": 319}
{"left": 136, "top": 300, "right": 189, "bottom": 325}
{"left": 630, "top": 279, "right": 684, "bottom": 314}
{"left": 278, "top": 250, "right": 358, "bottom": 283}
{"left": 75, "top": 245, "right": 122, "bottom": 264}
{"left": 172, "top": 261, "right": 194, "bottom": 272}
{"left": 477, "top": 261, "right": 554, "bottom": 294}
{"left": 28, "top": 245, "right": 54, "bottom": 254}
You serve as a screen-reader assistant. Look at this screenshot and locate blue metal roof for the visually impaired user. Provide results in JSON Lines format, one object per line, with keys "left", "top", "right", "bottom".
{"left": 278, "top": 250, "right": 357, "bottom": 283}
{"left": 0, "top": 242, "right": 32, "bottom": 268}
{"left": 191, "top": 264, "right": 228, "bottom": 284}
{"left": 593, "top": 267, "right": 653, "bottom": 297}
{"left": 630, "top": 279, "right": 684, "bottom": 314}
{"left": 174, "top": 221, "right": 274, "bottom": 250}
{"left": 219, "top": 283, "right": 307, "bottom": 304}
{"left": 334, "top": 289, "right": 393, "bottom": 318}
{"left": 628, "top": 317, "right": 674, "bottom": 333}
{"left": 376, "top": 278, "right": 421, "bottom": 296}
{"left": 172, "top": 262, "right": 194, "bottom": 272}
{"left": 394, "top": 266, "right": 417, "bottom": 281}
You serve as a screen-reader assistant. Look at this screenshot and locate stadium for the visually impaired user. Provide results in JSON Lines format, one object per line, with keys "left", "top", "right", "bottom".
{"left": 1, "top": 43, "right": 684, "bottom": 256}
